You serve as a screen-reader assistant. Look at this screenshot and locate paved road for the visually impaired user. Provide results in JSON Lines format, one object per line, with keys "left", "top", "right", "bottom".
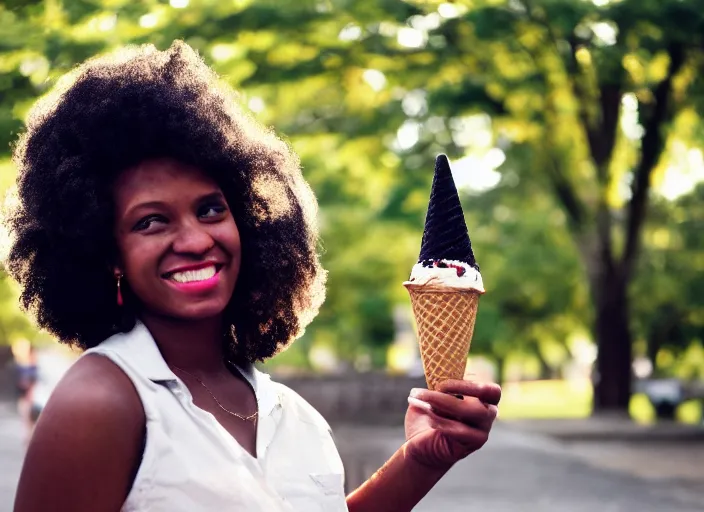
{"left": 0, "top": 404, "right": 23, "bottom": 512}
{"left": 1, "top": 407, "right": 702, "bottom": 511}
{"left": 415, "top": 428, "right": 703, "bottom": 511}
{"left": 335, "top": 424, "right": 704, "bottom": 512}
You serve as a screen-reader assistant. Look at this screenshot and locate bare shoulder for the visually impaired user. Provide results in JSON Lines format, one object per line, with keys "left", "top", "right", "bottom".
{"left": 14, "top": 354, "right": 145, "bottom": 512}
{"left": 46, "top": 353, "right": 143, "bottom": 410}
{"left": 34, "top": 353, "right": 145, "bottom": 435}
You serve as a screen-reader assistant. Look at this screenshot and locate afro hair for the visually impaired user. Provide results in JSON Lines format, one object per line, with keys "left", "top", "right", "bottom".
{"left": 3, "top": 40, "right": 326, "bottom": 363}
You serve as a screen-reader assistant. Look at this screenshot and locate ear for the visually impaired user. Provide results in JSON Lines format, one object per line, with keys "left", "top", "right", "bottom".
{"left": 111, "top": 256, "right": 124, "bottom": 278}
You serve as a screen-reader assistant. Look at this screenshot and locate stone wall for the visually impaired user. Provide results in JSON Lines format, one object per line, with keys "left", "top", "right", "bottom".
{"left": 277, "top": 373, "right": 426, "bottom": 490}
{"left": 0, "top": 355, "right": 427, "bottom": 419}
{"left": 0, "top": 347, "right": 16, "bottom": 402}
{"left": 277, "top": 373, "right": 426, "bottom": 425}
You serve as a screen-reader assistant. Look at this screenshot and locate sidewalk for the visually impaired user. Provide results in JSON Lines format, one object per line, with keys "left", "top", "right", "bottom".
{"left": 502, "top": 416, "right": 704, "bottom": 486}
{"left": 414, "top": 425, "right": 703, "bottom": 511}
{"left": 335, "top": 419, "right": 704, "bottom": 512}
{"left": 0, "top": 402, "right": 24, "bottom": 512}
{"left": 2, "top": 405, "right": 703, "bottom": 511}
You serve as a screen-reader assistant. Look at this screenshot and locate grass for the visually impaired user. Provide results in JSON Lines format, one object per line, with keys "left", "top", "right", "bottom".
{"left": 499, "top": 379, "right": 703, "bottom": 424}
{"left": 499, "top": 379, "right": 592, "bottom": 419}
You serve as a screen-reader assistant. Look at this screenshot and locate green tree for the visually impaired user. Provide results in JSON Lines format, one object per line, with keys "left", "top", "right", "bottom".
{"left": 234, "top": 0, "right": 704, "bottom": 412}
{"left": 451, "top": 0, "right": 703, "bottom": 412}
{"left": 1, "top": 0, "right": 703, "bottom": 417}
{"left": 631, "top": 183, "right": 704, "bottom": 376}
{"left": 468, "top": 159, "right": 588, "bottom": 383}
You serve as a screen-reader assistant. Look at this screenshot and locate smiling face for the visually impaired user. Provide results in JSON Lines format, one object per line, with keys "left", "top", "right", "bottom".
{"left": 113, "top": 158, "right": 241, "bottom": 321}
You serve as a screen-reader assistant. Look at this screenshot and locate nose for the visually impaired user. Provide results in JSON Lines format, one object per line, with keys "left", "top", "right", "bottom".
{"left": 171, "top": 219, "right": 214, "bottom": 256}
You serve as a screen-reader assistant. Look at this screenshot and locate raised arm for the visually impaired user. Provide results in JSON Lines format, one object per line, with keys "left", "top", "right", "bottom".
{"left": 14, "top": 355, "right": 145, "bottom": 512}
{"left": 346, "top": 380, "right": 501, "bottom": 512}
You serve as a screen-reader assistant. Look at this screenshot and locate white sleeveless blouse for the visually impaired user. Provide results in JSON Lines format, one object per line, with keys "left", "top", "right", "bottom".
{"left": 83, "top": 322, "right": 347, "bottom": 512}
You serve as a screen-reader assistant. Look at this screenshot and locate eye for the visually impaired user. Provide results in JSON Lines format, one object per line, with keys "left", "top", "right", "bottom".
{"left": 132, "top": 214, "right": 167, "bottom": 232}
{"left": 198, "top": 202, "right": 228, "bottom": 220}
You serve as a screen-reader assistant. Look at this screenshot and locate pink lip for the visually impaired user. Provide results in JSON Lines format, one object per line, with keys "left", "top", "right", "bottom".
{"left": 163, "top": 265, "right": 222, "bottom": 294}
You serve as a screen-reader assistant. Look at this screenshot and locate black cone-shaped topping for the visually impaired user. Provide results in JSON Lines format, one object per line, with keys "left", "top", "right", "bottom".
{"left": 418, "top": 154, "right": 478, "bottom": 270}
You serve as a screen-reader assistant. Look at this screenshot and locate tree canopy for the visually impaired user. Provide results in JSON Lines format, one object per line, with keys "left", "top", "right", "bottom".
{"left": 0, "top": 0, "right": 702, "bottom": 411}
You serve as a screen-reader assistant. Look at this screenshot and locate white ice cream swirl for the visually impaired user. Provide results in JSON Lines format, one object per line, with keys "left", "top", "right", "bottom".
{"left": 406, "top": 259, "right": 484, "bottom": 293}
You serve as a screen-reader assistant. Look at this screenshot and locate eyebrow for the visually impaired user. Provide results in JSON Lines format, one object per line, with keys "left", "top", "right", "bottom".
{"left": 126, "top": 201, "right": 167, "bottom": 215}
{"left": 125, "top": 191, "right": 226, "bottom": 217}
{"left": 198, "top": 191, "right": 226, "bottom": 204}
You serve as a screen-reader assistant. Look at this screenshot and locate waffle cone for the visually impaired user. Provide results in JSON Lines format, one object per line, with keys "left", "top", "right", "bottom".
{"left": 404, "top": 283, "right": 481, "bottom": 390}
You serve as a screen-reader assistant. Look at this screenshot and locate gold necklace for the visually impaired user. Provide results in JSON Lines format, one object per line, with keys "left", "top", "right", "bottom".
{"left": 171, "top": 364, "right": 259, "bottom": 424}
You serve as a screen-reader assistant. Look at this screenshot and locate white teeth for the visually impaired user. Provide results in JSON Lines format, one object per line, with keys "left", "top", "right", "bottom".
{"left": 169, "top": 265, "right": 217, "bottom": 283}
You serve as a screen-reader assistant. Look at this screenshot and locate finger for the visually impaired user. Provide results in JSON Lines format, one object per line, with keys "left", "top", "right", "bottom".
{"left": 409, "top": 390, "right": 498, "bottom": 429}
{"left": 436, "top": 380, "right": 502, "bottom": 405}
{"left": 436, "top": 418, "right": 491, "bottom": 450}
{"left": 435, "top": 380, "right": 502, "bottom": 405}
{"left": 412, "top": 405, "right": 491, "bottom": 449}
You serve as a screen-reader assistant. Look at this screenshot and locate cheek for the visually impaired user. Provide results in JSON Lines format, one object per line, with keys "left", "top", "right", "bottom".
{"left": 120, "top": 237, "right": 163, "bottom": 279}
{"left": 217, "top": 219, "right": 241, "bottom": 257}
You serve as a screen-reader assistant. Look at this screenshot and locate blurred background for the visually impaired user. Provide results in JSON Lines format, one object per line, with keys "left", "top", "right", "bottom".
{"left": 0, "top": 0, "right": 703, "bottom": 510}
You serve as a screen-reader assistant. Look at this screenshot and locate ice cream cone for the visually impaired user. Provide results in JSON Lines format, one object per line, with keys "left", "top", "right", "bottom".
{"left": 404, "top": 154, "right": 484, "bottom": 390}
{"left": 405, "top": 283, "right": 480, "bottom": 390}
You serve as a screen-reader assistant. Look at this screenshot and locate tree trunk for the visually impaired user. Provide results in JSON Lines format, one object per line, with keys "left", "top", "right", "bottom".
{"left": 536, "top": 351, "right": 553, "bottom": 380}
{"left": 592, "top": 276, "right": 632, "bottom": 413}
{"left": 495, "top": 356, "right": 506, "bottom": 385}
{"left": 535, "top": 348, "right": 560, "bottom": 380}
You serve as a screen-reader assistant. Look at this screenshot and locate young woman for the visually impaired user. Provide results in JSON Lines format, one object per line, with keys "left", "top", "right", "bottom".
{"left": 6, "top": 41, "right": 501, "bottom": 512}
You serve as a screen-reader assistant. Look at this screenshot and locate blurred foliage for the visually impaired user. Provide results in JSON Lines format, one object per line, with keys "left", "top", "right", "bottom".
{"left": 631, "top": 183, "right": 704, "bottom": 379}
{"left": 499, "top": 379, "right": 702, "bottom": 424}
{"left": 0, "top": 0, "right": 702, "bottom": 396}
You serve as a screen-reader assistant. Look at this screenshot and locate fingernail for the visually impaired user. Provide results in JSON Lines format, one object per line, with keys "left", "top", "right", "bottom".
{"left": 409, "top": 388, "right": 422, "bottom": 399}
{"left": 488, "top": 405, "right": 499, "bottom": 417}
{"left": 408, "top": 396, "right": 433, "bottom": 412}
{"left": 454, "top": 394, "right": 464, "bottom": 401}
